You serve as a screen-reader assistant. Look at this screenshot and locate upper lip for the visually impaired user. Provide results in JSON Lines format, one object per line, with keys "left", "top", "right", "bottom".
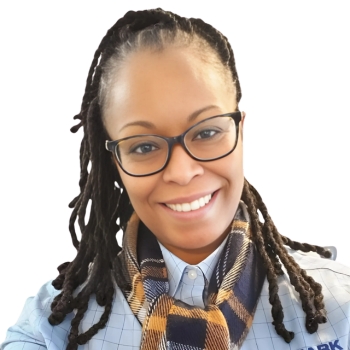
{"left": 162, "top": 190, "right": 216, "bottom": 204}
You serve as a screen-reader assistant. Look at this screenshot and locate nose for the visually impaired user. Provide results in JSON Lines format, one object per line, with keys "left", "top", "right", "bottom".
{"left": 162, "top": 144, "right": 204, "bottom": 185}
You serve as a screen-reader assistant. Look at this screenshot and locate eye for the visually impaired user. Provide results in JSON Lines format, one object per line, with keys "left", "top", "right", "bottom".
{"left": 130, "top": 143, "right": 159, "bottom": 154}
{"left": 193, "top": 129, "right": 221, "bottom": 140}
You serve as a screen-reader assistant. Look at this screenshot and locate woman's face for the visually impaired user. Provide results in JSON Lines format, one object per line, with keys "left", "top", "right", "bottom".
{"left": 104, "top": 46, "right": 245, "bottom": 264}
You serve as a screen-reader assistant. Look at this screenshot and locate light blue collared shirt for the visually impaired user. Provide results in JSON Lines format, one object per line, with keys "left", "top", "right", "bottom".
{"left": 2, "top": 248, "right": 350, "bottom": 350}
{"left": 159, "top": 237, "right": 227, "bottom": 308}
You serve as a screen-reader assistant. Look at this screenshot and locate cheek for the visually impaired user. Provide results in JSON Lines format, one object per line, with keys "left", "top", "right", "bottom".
{"left": 212, "top": 145, "right": 244, "bottom": 208}
{"left": 119, "top": 170, "right": 158, "bottom": 212}
{"left": 216, "top": 144, "right": 244, "bottom": 185}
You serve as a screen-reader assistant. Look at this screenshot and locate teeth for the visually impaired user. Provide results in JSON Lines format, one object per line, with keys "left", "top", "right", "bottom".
{"left": 165, "top": 194, "right": 212, "bottom": 212}
{"left": 190, "top": 200, "right": 200, "bottom": 211}
{"left": 182, "top": 203, "right": 191, "bottom": 212}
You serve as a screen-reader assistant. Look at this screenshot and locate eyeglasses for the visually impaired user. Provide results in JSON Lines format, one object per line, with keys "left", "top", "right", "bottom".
{"left": 105, "top": 111, "right": 242, "bottom": 177}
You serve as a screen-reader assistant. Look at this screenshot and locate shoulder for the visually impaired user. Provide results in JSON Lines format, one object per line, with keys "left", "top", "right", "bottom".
{"left": 1, "top": 281, "right": 142, "bottom": 350}
{"left": 289, "top": 248, "right": 350, "bottom": 288}
{"left": 12, "top": 281, "right": 59, "bottom": 333}
{"left": 243, "top": 250, "right": 350, "bottom": 350}
{"left": 284, "top": 250, "right": 350, "bottom": 323}
{"left": 1, "top": 281, "right": 60, "bottom": 350}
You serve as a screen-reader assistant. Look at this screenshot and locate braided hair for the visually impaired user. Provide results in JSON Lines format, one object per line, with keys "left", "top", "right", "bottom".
{"left": 49, "top": 8, "right": 331, "bottom": 349}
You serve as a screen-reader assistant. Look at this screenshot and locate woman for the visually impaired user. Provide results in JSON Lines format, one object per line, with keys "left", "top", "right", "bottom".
{"left": 2, "top": 8, "right": 350, "bottom": 350}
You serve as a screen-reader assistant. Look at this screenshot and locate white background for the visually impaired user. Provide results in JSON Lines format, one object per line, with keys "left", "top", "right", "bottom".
{"left": 0, "top": 0, "right": 349, "bottom": 341}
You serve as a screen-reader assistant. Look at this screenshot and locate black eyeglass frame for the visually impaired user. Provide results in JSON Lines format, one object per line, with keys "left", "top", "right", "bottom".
{"left": 105, "top": 111, "right": 242, "bottom": 177}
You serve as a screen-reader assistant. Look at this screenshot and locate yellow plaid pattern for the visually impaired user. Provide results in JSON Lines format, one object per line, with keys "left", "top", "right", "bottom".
{"left": 120, "top": 202, "right": 266, "bottom": 350}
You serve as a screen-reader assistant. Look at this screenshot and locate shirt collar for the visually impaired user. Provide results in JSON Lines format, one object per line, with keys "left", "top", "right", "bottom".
{"left": 158, "top": 236, "right": 228, "bottom": 297}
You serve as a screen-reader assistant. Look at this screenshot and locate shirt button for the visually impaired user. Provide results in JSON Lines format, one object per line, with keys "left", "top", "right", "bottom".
{"left": 188, "top": 270, "right": 197, "bottom": 280}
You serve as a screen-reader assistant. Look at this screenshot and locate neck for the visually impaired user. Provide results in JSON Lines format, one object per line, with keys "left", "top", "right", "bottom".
{"left": 160, "top": 231, "right": 229, "bottom": 265}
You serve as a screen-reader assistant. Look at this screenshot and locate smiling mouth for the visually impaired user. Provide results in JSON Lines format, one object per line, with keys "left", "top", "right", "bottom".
{"left": 165, "top": 193, "right": 213, "bottom": 212}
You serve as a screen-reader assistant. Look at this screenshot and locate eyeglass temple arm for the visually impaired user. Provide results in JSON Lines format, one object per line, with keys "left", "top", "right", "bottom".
{"left": 105, "top": 140, "right": 112, "bottom": 151}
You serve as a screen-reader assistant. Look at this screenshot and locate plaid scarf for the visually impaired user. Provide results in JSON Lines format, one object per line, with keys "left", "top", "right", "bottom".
{"left": 120, "top": 201, "right": 266, "bottom": 350}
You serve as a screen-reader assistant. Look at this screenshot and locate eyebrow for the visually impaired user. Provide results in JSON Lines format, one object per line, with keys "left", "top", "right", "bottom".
{"left": 119, "top": 105, "right": 220, "bottom": 132}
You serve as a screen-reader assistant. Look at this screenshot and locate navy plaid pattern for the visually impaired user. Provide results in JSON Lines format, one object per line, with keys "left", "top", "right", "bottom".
{"left": 2, "top": 250, "right": 350, "bottom": 349}
{"left": 119, "top": 202, "right": 266, "bottom": 349}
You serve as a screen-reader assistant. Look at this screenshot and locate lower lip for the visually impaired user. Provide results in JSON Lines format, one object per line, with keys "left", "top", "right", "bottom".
{"left": 160, "top": 190, "right": 219, "bottom": 220}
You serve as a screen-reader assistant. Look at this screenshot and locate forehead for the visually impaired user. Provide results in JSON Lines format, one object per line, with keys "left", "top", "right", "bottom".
{"left": 103, "top": 47, "right": 236, "bottom": 138}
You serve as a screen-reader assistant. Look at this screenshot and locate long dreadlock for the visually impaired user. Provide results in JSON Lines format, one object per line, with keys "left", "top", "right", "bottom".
{"left": 49, "top": 8, "right": 331, "bottom": 350}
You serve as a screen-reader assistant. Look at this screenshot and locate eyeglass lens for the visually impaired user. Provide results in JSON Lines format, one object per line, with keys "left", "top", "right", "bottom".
{"left": 116, "top": 116, "right": 237, "bottom": 175}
